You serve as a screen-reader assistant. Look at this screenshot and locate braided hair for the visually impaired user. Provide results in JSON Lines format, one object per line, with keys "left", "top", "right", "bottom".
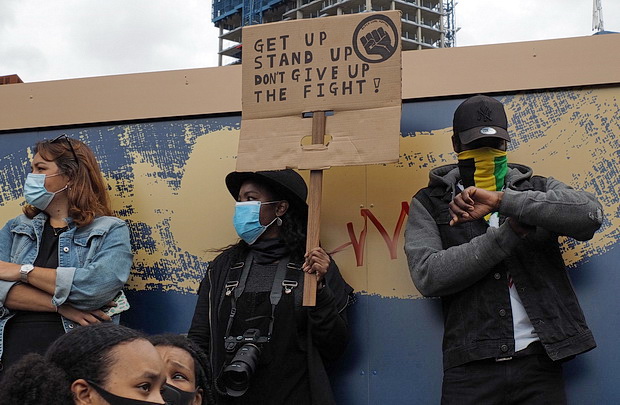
{"left": 0, "top": 353, "right": 72, "bottom": 405}
{"left": 0, "top": 323, "right": 144, "bottom": 405}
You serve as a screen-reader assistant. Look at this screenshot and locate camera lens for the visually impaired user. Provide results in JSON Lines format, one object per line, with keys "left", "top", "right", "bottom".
{"left": 222, "top": 343, "right": 261, "bottom": 397}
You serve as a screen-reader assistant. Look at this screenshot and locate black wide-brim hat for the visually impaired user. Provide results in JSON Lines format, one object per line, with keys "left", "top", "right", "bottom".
{"left": 225, "top": 169, "right": 308, "bottom": 208}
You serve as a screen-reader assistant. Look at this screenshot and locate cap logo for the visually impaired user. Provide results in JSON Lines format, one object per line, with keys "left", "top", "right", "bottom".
{"left": 477, "top": 105, "right": 493, "bottom": 122}
{"left": 480, "top": 127, "right": 497, "bottom": 135}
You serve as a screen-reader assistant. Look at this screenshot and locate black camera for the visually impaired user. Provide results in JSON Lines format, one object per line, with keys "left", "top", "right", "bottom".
{"left": 222, "top": 329, "right": 269, "bottom": 397}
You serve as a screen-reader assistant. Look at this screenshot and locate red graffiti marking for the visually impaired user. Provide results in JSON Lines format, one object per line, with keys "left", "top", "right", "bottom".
{"left": 330, "top": 201, "right": 410, "bottom": 266}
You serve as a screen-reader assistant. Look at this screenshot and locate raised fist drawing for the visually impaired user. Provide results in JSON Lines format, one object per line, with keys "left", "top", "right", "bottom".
{"left": 360, "top": 27, "right": 395, "bottom": 59}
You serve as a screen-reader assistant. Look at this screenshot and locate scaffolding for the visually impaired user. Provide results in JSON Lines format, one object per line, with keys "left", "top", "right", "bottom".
{"left": 213, "top": 0, "right": 457, "bottom": 65}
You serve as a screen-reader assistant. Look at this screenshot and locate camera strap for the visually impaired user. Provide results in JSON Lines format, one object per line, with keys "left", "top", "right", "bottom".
{"left": 223, "top": 253, "right": 297, "bottom": 342}
{"left": 266, "top": 258, "right": 292, "bottom": 338}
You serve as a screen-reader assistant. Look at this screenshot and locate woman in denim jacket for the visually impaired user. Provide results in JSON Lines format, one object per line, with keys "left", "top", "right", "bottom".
{"left": 0, "top": 135, "right": 133, "bottom": 374}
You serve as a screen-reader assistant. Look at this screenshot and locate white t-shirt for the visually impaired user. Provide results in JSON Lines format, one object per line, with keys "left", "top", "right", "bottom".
{"left": 490, "top": 211, "right": 539, "bottom": 351}
{"left": 458, "top": 183, "right": 539, "bottom": 352}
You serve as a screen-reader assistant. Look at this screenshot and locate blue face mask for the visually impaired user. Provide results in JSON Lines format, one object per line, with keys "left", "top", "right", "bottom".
{"left": 233, "top": 201, "right": 280, "bottom": 245}
{"left": 23, "top": 173, "right": 68, "bottom": 210}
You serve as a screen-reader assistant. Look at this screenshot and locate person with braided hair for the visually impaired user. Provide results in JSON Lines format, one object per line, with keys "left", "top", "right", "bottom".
{"left": 0, "top": 323, "right": 168, "bottom": 405}
{"left": 149, "top": 334, "right": 215, "bottom": 405}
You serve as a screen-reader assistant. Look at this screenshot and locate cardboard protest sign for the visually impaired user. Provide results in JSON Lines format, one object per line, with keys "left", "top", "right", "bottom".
{"left": 237, "top": 11, "right": 402, "bottom": 171}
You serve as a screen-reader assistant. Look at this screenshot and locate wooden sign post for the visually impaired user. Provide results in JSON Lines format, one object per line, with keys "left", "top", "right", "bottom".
{"left": 238, "top": 11, "right": 402, "bottom": 305}
{"left": 303, "top": 111, "right": 326, "bottom": 306}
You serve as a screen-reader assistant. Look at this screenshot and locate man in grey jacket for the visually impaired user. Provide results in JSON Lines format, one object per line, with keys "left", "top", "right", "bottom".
{"left": 404, "top": 95, "right": 603, "bottom": 405}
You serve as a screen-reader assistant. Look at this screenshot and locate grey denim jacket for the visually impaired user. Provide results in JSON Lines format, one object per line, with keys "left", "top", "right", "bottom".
{"left": 0, "top": 212, "right": 133, "bottom": 361}
{"left": 405, "top": 164, "right": 604, "bottom": 369}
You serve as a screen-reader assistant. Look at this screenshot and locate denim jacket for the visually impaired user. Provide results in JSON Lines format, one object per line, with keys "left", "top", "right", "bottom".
{"left": 0, "top": 212, "right": 133, "bottom": 361}
{"left": 405, "top": 164, "right": 603, "bottom": 370}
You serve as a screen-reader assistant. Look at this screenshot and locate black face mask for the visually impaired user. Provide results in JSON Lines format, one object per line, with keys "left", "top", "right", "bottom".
{"left": 161, "top": 383, "right": 198, "bottom": 405}
{"left": 87, "top": 381, "right": 165, "bottom": 405}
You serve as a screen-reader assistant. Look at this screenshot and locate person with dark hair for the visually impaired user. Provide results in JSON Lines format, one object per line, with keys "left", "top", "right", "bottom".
{"left": 405, "top": 95, "right": 604, "bottom": 404}
{"left": 0, "top": 323, "right": 168, "bottom": 405}
{"left": 188, "top": 169, "right": 353, "bottom": 405}
{"left": 149, "top": 333, "right": 215, "bottom": 405}
{"left": 0, "top": 134, "right": 133, "bottom": 374}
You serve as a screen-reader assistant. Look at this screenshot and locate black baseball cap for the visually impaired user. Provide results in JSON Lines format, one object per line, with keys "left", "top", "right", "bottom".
{"left": 453, "top": 95, "right": 510, "bottom": 144}
{"left": 225, "top": 169, "right": 308, "bottom": 209}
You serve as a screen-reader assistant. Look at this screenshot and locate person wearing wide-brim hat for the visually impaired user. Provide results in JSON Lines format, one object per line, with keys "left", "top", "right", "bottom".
{"left": 189, "top": 169, "right": 353, "bottom": 405}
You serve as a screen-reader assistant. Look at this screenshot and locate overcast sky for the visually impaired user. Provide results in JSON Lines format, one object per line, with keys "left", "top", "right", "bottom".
{"left": 0, "top": 0, "right": 618, "bottom": 83}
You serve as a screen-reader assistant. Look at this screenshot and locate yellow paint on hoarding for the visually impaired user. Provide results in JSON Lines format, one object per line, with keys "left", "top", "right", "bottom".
{"left": 0, "top": 88, "right": 617, "bottom": 299}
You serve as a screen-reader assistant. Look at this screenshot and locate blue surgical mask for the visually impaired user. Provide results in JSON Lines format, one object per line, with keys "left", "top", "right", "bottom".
{"left": 233, "top": 201, "right": 279, "bottom": 245}
{"left": 23, "top": 173, "right": 67, "bottom": 210}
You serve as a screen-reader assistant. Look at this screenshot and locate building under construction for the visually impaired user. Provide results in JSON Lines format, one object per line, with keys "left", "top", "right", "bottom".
{"left": 213, "top": 0, "right": 456, "bottom": 65}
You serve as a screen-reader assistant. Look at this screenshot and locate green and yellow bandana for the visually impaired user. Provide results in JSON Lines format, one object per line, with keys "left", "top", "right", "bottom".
{"left": 457, "top": 147, "right": 508, "bottom": 222}
{"left": 457, "top": 147, "right": 508, "bottom": 191}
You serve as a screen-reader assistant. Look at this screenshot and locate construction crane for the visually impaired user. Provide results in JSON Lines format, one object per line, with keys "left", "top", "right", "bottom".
{"left": 593, "top": 0, "right": 604, "bottom": 32}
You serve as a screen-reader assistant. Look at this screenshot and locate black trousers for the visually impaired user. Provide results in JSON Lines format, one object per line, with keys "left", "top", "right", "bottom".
{"left": 441, "top": 353, "right": 566, "bottom": 405}
{"left": 1, "top": 314, "right": 64, "bottom": 378}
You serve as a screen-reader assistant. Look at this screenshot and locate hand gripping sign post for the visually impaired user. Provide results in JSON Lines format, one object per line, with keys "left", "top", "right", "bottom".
{"left": 238, "top": 11, "right": 402, "bottom": 305}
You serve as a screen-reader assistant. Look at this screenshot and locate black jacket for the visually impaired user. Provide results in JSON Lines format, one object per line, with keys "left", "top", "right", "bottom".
{"left": 188, "top": 247, "right": 352, "bottom": 404}
{"left": 405, "top": 164, "right": 603, "bottom": 370}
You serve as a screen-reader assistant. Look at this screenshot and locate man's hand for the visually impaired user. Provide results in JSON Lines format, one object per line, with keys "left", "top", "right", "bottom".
{"left": 507, "top": 217, "right": 535, "bottom": 238}
{"left": 449, "top": 187, "right": 503, "bottom": 226}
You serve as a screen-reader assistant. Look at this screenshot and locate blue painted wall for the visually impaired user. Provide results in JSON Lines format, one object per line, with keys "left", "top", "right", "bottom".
{"left": 1, "top": 88, "right": 618, "bottom": 403}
